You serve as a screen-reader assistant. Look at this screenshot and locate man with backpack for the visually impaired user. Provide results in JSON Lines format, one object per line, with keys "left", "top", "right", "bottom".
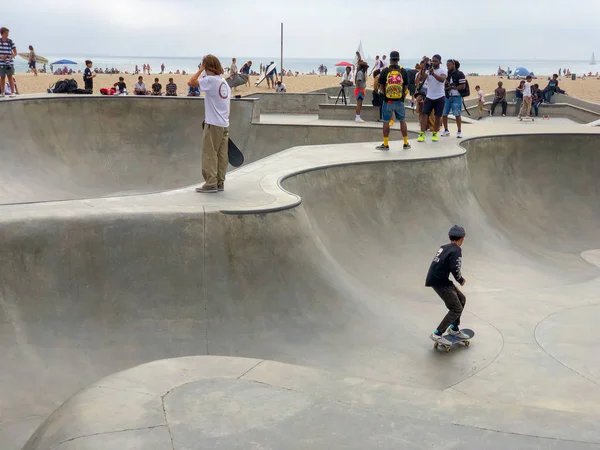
{"left": 441, "top": 59, "right": 467, "bottom": 138}
{"left": 376, "top": 51, "right": 410, "bottom": 151}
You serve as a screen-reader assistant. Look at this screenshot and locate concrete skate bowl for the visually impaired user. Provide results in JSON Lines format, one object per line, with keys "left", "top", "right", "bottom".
{"left": 0, "top": 96, "right": 408, "bottom": 205}
{"left": 4, "top": 133, "right": 600, "bottom": 448}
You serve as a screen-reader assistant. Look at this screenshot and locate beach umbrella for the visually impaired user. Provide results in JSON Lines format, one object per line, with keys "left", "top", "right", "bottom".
{"left": 335, "top": 61, "right": 354, "bottom": 67}
{"left": 51, "top": 59, "right": 78, "bottom": 65}
{"left": 513, "top": 66, "right": 531, "bottom": 77}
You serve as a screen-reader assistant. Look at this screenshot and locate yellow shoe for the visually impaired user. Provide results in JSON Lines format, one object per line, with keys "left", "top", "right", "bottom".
{"left": 431, "top": 132, "right": 439, "bottom": 142}
{"left": 417, "top": 132, "right": 425, "bottom": 142}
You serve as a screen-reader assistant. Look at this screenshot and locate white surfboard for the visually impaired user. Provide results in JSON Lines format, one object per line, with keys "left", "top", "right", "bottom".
{"left": 255, "top": 63, "right": 277, "bottom": 87}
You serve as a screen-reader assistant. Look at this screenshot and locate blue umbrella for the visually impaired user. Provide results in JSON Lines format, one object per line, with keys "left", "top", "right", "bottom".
{"left": 51, "top": 59, "right": 78, "bottom": 65}
{"left": 513, "top": 66, "right": 531, "bottom": 77}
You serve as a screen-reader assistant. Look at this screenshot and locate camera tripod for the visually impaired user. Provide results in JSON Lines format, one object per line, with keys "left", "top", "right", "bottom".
{"left": 335, "top": 85, "right": 348, "bottom": 106}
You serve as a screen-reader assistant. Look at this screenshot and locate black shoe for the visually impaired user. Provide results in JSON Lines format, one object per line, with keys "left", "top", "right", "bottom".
{"left": 217, "top": 183, "right": 224, "bottom": 191}
{"left": 403, "top": 143, "right": 411, "bottom": 150}
{"left": 196, "top": 184, "right": 218, "bottom": 193}
{"left": 376, "top": 144, "right": 390, "bottom": 151}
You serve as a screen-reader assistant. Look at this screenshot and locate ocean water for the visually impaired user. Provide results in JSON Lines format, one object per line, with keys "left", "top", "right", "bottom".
{"left": 12, "top": 55, "right": 597, "bottom": 77}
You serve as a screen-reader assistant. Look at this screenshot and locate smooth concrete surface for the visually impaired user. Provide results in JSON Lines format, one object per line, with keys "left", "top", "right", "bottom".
{"left": 244, "top": 92, "right": 328, "bottom": 113}
{"left": 0, "top": 96, "right": 422, "bottom": 205}
{"left": 2, "top": 93, "right": 600, "bottom": 449}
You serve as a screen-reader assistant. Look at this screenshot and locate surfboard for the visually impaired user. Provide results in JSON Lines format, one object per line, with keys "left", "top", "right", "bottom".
{"left": 18, "top": 53, "right": 49, "bottom": 64}
{"left": 255, "top": 63, "right": 277, "bottom": 87}
{"left": 226, "top": 74, "right": 248, "bottom": 88}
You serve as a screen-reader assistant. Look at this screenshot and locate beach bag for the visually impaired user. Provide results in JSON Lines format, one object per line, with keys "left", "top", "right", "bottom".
{"left": 65, "top": 79, "right": 78, "bottom": 93}
{"left": 50, "top": 80, "right": 69, "bottom": 93}
{"left": 100, "top": 88, "right": 110, "bottom": 95}
{"left": 385, "top": 68, "right": 404, "bottom": 100}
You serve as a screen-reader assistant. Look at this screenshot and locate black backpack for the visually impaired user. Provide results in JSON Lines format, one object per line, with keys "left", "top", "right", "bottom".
{"left": 50, "top": 80, "right": 69, "bottom": 93}
{"left": 50, "top": 79, "right": 79, "bottom": 94}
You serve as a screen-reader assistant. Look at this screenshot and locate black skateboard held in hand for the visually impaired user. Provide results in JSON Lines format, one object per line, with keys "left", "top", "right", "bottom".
{"left": 201, "top": 121, "right": 244, "bottom": 167}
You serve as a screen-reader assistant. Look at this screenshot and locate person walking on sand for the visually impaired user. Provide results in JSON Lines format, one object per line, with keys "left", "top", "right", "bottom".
{"left": 28, "top": 45, "right": 38, "bottom": 76}
{"left": 518, "top": 75, "right": 533, "bottom": 120}
{"left": 190, "top": 55, "right": 232, "bottom": 194}
{"left": 426, "top": 225, "right": 469, "bottom": 346}
{"left": 161, "top": 63, "right": 165, "bottom": 74}
{"left": 0, "top": 28, "right": 18, "bottom": 97}
{"left": 376, "top": 51, "right": 410, "bottom": 151}
{"left": 240, "top": 61, "right": 252, "bottom": 87}
{"left": 354, "top": 61, "right": 369, "bottom": 123}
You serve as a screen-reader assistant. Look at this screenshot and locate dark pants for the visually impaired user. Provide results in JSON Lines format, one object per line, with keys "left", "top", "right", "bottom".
{"left": 432, "top": 284, "right": 466, "bottom": 333}
{"left": 543, "top": 89, "right": 554, "bottom": 103}
{"left": 490, "top": 98, "right": 507, "bottom": 115}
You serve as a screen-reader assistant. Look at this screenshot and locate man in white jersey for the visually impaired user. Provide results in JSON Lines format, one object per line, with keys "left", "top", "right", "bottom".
{"left": 189, "top": 55, "right": 232, "bottom": 193}
{"left": 417, "top": 54, "right": 447, "bottom": 142}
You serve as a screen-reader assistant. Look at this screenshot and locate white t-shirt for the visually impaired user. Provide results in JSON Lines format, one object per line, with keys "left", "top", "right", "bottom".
{"left": 425, "top": 66, "right": 447, "bottom": 100}
{"left": 477, "top": 89, "right": 485, "bottom": 102}
{"left": 276, "top": 83, "right": 286, "bottom": 93}
{"left": 523, "top": 81, "right": 532, "bottom": 97}
{"left": 134, "top": 82, "right": 146, "bottom": 91}
{"left": 200, "top": 75, "right": 231, "bottom": 128}
{"left": 380, "top": 58, "right": 388, "bottom": 69}
{"left": 342, "top": 71, "right": 353, "bottom": 83}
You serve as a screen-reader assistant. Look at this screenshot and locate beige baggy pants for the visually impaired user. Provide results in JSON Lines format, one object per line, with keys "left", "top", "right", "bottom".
{"left": 202, "top": 124, "right": 229, "bottom": 187}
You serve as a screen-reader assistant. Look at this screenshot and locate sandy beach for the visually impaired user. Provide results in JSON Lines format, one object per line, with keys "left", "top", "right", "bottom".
{"left": 10, "top": 72, "right": 600, "bottom": 104}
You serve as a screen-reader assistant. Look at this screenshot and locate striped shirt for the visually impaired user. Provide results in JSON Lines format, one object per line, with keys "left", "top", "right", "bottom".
{"left": 0, "top": 39, "right": 15, "bottom": 66}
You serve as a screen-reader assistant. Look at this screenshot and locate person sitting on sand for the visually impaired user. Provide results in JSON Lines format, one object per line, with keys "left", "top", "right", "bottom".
{"left": 165, "top": 78, "right": 177, "bottom": 96}
{"left": 116, "top": 76, "right": 127, "bottom": 94}
{"left": 134, "top": 76, "right": 149, "bottom": 95}
{"left": 4, "top": 77, "right": 18, "bottom": 95}
{"left": 275, "top": 80, "right": 287, "bottom": 93}
{"left": 151, "top": 77, "right": 162, "bottom": 96}
{"left": 187, "top": 84, "right": 200, "bottom": 96}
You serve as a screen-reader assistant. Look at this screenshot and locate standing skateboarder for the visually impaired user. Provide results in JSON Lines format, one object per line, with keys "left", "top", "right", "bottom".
{"left": 425, "top": 225, "right": 469, "bottom": 346}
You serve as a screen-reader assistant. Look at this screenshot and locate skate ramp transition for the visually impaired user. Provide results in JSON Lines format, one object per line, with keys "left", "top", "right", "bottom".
{"left": 0, "top": 96, "right": 411, "bottom": 205}
{"left": 3, "top": 131, "right": 600, "bottom": 448}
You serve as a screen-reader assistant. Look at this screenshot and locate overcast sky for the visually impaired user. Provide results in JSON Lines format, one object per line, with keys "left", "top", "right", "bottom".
{"left": 2, "top": 0, "right": 599, "bottom": 60}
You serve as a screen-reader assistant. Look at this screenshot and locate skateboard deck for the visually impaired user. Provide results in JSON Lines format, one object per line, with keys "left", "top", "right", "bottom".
{"left": 201, "top": 121, "right": 244, "bottom": 167}
{"left": 433, "top": 328, "right": 475, "bottom": 352}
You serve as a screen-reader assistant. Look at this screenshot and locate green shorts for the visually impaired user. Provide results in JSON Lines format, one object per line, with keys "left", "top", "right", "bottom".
{"left": 0, "top": 65, "right": 15, "bottom": 77}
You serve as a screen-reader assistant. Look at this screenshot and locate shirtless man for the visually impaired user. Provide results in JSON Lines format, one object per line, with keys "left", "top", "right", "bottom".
{"left": 490, "top": 81, "right": 507, "bottom": 116}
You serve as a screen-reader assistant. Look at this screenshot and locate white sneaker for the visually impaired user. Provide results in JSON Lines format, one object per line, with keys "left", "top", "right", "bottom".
{"left": 0, "top": 93, "right": 4, "bottom": 98}
{"left": 457, "top": 131, "right": 463, "bottom": 138}
{"left": 430, "top": 333, "right": 452, "bottom": 345}
{"left": 9, "top": 93, "right": 16, "bottom": 98}
{"left": 355, "top": 117, "right": 365, "bottom": 123}
{"left": 441, "top": 130, "right": 450, "bottom": 137}
{"left": 447, "top": 328, "right": 469, "bottom": 339}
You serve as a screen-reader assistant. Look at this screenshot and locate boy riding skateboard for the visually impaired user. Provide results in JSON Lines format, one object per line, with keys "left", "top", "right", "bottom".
{"left": 425, "top": 225, "right": 469, "bottom": 346}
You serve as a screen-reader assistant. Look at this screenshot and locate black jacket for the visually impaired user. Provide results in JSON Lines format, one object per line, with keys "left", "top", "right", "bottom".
{"left": 425, "top": 243, "right": 465, "bottom": 287}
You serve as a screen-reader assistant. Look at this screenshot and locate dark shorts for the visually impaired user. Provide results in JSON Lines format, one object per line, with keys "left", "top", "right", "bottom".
{"left": 29, "top": 61, "right": 36, "bottom": 69}
{"left": 422, "top": 96, "right": 445, "bottom": 118}
{"left": 84, "top": 81, "right": 93, "bottom": 90}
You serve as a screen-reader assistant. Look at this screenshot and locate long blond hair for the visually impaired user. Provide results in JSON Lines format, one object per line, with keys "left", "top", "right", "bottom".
{"left": 203, "top": 54, "right": 223, "bottom": 75}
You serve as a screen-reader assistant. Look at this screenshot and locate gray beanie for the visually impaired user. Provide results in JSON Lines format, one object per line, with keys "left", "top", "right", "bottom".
{"left": 449, "top": 225, "right": 466, "bottom": 238}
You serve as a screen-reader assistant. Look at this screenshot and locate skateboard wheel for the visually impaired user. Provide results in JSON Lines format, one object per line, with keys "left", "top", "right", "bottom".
{"left": 465, "top": 340, "right": 470, "bottom": 346}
